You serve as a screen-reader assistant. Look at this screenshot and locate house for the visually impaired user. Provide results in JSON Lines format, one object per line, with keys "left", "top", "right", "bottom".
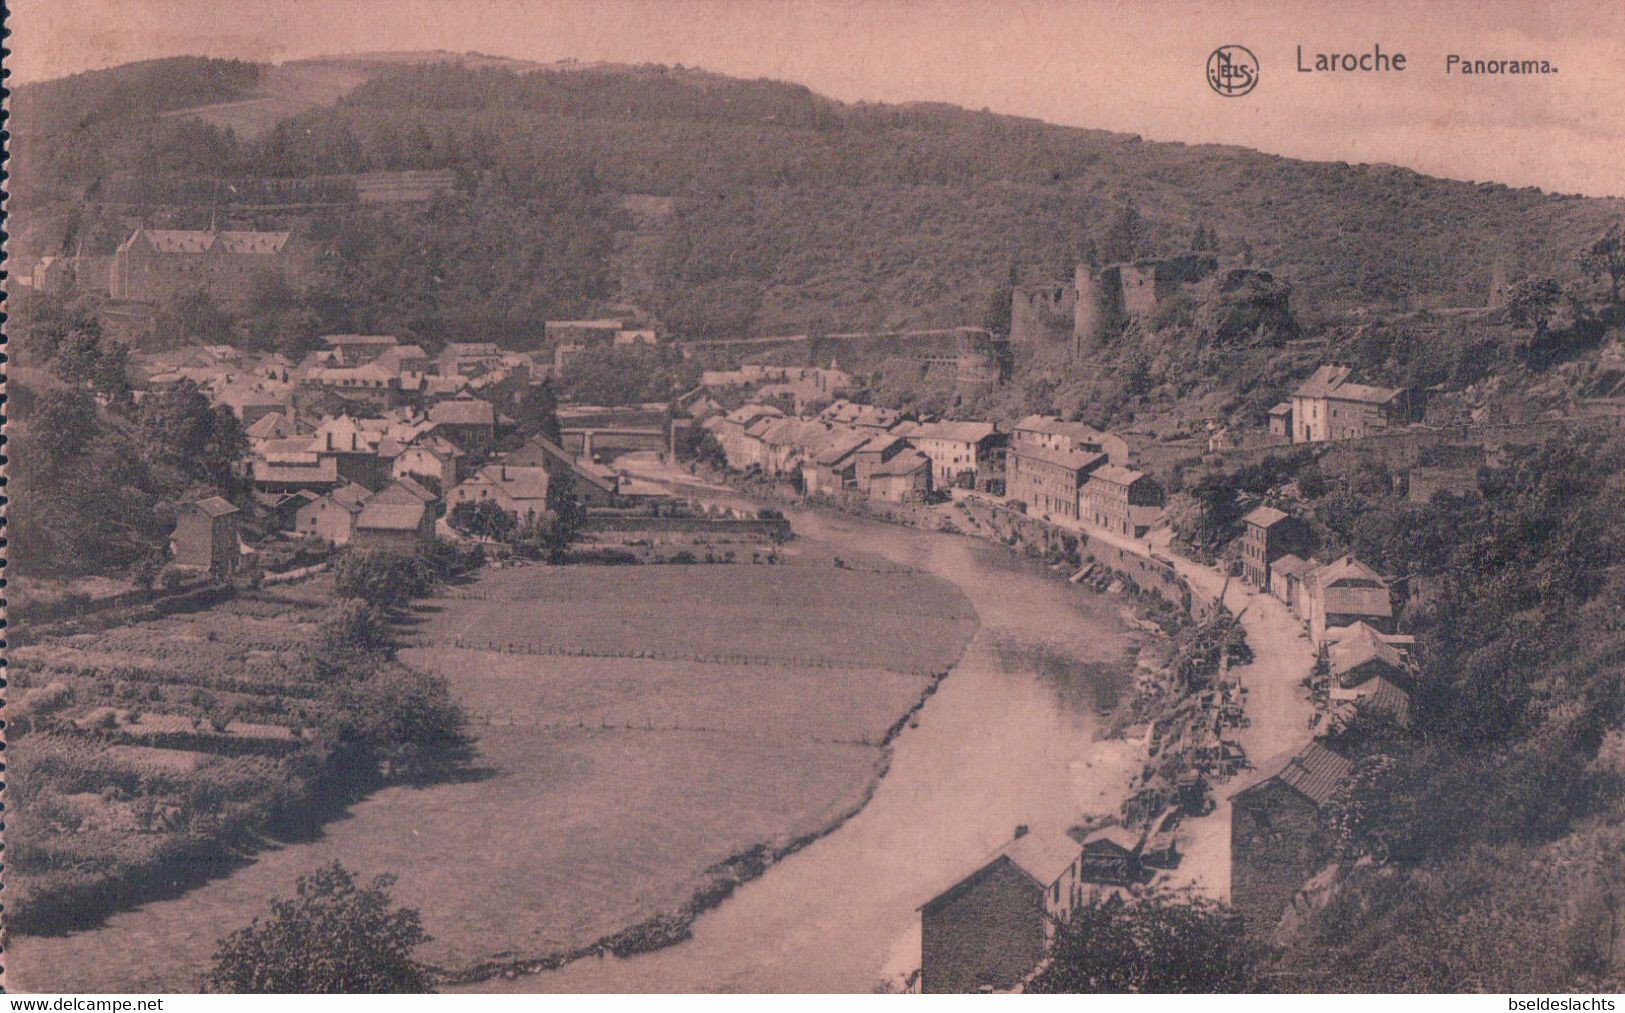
{"left": 1326, "top": 622, "right": 1416, "bottom": 725}
{"left": 258, "top": 489, "right": 318, "bottom": 532}
{"left": 800, "top": 426, "right": 875, "bottom": 497}
{"left": 503, "top": 434, "right": 620, "bottom": 505}
{"left": 438, "top": 342, "right": 504, "bottom": 378}
{"left": 850, "top": 433, "right": 913, "bottom": 487}
{"left": 369, "top": 475, "right": 440, "bottom": 511}
{"left": 319, "top": 333, "right": 399, "bottom": 366}
{"left": 216, "top": 382, "right": 287, "bottom": 426}
{"left": 252, "top": 439, "right": 340, "bottom": 493}
{"left": 818, "top": 399, "right": 908, "bottom": 432}
{"left": 312, "top": 416, "right": 388, "bottom": 490}
{"left": 429, "top": 396, "right": 497, "bottom": 453}
{"left": 755, "top": 417, "right": 822, "bottom": 477}
{"left": 1269, "top": 553, "right": 1314, "bottom": 613}
{"left": 1011, "top": 415, "right": 1129, "bottom": 465}
{"left": 865, "top": 449, "right": 933, "bottom": 503}
{"left": 171, "top": 497, "right": 240, "bottom": 576}
{"left": 919, "top": 827, "right": 1085, "bottom": 994}
{"left": 1007, "top": 445, "right": 1105, "bottom": 522}
{"left": 1267, "top": 402, "right": 1293, "bottom": 440}
{"left": 294, "top": 483, "right": 371, "bottom": 546}
{"left": 1302, "top": 555, "right": 1394, "bottom": 643}
{"left": 1290, "top": 365, "right": 1416, "bottom": 443}
{"left": 1078, "top": 825, "right": 1143, "bottom": 884}
{"left": 910, "top": 421, "right": 1005, "bottom": 490}
{"left": 392, "top": 435, "right": 464, "bottom": 493}
{"left": 448, "top": 464, "right": 553, "bottom": 520}
{"left": 714, "top": 404, "right": 784, "bottom": 471}
{"left": 1228, "top": 742, "right": 1353, "bottom": 934}
{"left": 353, "top": 496, "right": 436, "bottom": 553}
{"left": 245, "top": 410, "right": 300, "bottom": 446}
{"left": 1240, "top": 506, "right": 1308, "bottom": 591}
{"left": 1080, "top": 465, "right": 1160, "bottom": 538}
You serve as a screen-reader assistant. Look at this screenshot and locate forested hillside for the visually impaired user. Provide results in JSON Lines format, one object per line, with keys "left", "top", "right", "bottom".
{"left": 14, "top": 57, "right": 1624, "bottom": 344}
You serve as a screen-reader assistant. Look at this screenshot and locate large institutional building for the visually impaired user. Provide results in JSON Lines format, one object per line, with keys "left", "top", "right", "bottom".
{"left": 108, "top": 227, "right": 303, "bottom": 305}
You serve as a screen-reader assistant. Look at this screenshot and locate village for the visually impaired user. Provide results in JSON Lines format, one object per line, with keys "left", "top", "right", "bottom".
{"left": 44, "top": 220, "right": 1478, "bottom": 994}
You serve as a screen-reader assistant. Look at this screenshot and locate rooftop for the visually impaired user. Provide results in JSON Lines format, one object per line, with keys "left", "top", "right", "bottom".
{"left": 1228, "top": 741, "right": 1352, "bottom": 806}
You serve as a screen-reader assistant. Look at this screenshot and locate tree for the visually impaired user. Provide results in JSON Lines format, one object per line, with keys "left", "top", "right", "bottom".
{"left": 332, "top": 548, "right": 436, "bottom": 610}
{"left": 204, "top": 863, "right": 432, "bottom": 993}
{"left": 134, "top": 380, "right": 247, "bottom": 488}
{"left": 515, "top": 379, "right": 562, "bottom": 442}
{"left": 1028, "top": 894, "right": 1264, "bottom": 993}
{"left": 1101, "top": 196, "right": 1146, "bottom": 264}
{"left": 448, "top": 499, "right": 517, "bottom": 541}
{"left": 1580, "top": 222, "right": 1625, "bottom": 305}
{"left": 336, "top": 664, "right": 474, "bottom": 781}
{"left": 1506, "top": 277, "right": 1564, "bottom": 337}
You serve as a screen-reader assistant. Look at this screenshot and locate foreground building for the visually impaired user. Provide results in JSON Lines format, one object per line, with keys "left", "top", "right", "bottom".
{"left": 920, "top": 827, "right": 1086, "bottom": 993}
{"left": 1228, "top": 742, "right": 1352, "bottom": 935}
{"left": 171, "top": 496, "right": 240, "bottom": 576}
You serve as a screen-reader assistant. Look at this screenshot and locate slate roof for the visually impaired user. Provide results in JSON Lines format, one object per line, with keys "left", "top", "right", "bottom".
{"left": 913, "top": 420, "right": 998, "bottom": 445}
{"left": 430, "top": 398, "right": 496, "bottom": 426}
{"left": 1088, "top": 463, "right": 1147, "bottom": 487}
{"left": 1242, "top": 506, "right": 1291, "bottom": 528}
{"left": 870, "top": 449, "right": 931, "bottom": 477}
{"left": 253, "top": 458, "right": 339, "bottom": 486}
{"left": 190, "top": 496, "right": 239, "bottom": 517}
{"left": 123, "top": 228, "right": 291, "bottom": 255}
{"left": 1292, "top": 365, "right": 1355, "bottom": 399}
{"left": 1270, "top": 553, "right": 1312, "bottom": 578}
{"left": 356, "top": 499, "right": 428, "bottom": 532}
{"left": 1002, "top": 828, "right": 1083, "bottom": 887}
{"left": 321, "top": 334, "right": 399, "bottom": 347}
{"left": 1081, "top": 825, "right": 1143, "bottom": 854}
{"left": 1329, "top": 627, "right": 1409, "bottom": 687}
{"left": 246, "top": 412, "right": 296, "bottom": 440}
{"left": 1364, "top": 677, "right": 1413, "bottom": 723}
{"left": 1228, "top": 742, "right": 1352, "bottom": 806}
{"left": 1011, "top": 444, "right": 1105, "bottom": 474}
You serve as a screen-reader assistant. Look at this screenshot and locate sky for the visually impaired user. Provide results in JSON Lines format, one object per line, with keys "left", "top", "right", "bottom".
{"left": 10, "top": 0, "right": 1625, "bottom": 197}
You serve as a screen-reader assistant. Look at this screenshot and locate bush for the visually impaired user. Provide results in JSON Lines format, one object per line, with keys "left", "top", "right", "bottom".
{"left": 205, "top": 862, "right": 432, "bottom": 993}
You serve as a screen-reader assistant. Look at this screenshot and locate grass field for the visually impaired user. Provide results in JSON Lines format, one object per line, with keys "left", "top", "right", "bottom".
{"left": 412, "top": 564, "right": 975, "bottom": 674}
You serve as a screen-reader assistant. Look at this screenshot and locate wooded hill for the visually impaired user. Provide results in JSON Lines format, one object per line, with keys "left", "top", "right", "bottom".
{"left": 13, "top": 55, "right": 1624, "bottom": 344}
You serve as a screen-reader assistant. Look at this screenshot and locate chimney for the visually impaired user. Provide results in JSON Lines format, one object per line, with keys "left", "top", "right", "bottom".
{"left": 501, "top": 465, "right": 508, "bottom": 481}
{"left": 1013, "top": 824, "right": 1029, "bottom": 840}
{"left": 326, "top": 432, "right": 333, "bottom": 451}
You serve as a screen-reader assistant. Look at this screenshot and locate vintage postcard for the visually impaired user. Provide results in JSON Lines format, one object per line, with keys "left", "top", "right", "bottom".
{"left": 4, "top": 0, "right": 1624, "bottom": 998}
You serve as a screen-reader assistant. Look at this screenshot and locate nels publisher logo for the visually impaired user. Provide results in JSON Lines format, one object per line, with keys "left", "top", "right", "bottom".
{"left": 1207, "top": 44, "right": 1259, "bottom": 96}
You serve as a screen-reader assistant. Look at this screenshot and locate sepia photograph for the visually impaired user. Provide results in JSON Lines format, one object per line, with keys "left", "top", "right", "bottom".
{"left": 3, "top": 0, "right": 1624, "bottom": 998}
